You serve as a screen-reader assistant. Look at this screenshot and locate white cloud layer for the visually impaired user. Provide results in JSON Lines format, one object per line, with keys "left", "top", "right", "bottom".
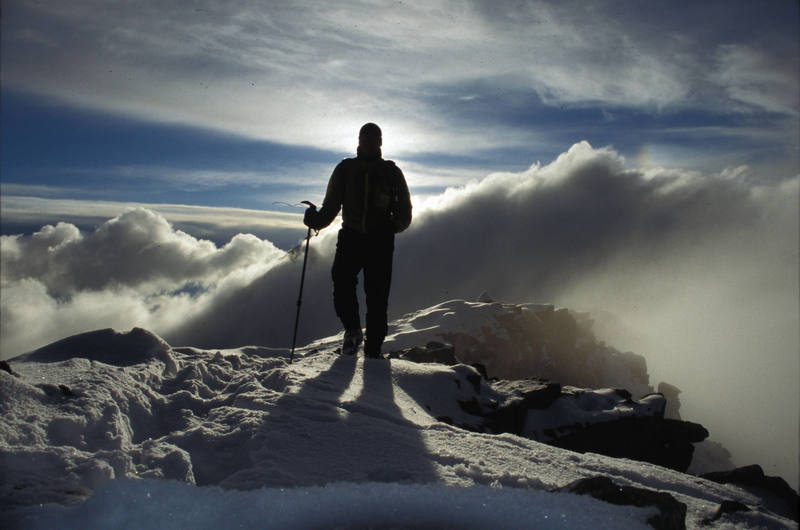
{"left": 1, "top": 208, "right": 285, "bottom": 354}
{"left": 0, "top": 195, "right": 306, "bottom": 246}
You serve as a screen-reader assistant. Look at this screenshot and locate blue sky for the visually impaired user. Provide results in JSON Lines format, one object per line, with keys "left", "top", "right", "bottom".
{"left": 1, "top": 0, "right": 798, "bottom": 247}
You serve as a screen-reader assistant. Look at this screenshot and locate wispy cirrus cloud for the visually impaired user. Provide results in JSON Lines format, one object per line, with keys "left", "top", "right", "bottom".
{"left": 3, "top": 0, "right": 796, "bottom": 157}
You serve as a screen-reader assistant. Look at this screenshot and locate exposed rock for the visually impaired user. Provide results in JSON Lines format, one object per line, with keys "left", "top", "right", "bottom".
{"left": 472, "top": 378, "right": 707, "bottom": 472}
{"left": 701, "top": 500, "right": 751, "bottom": 525}
{"left": 394, "top": 341, "right": 458, "bottom": 365}
{"left": 438, "top": 303, "right": 654, "bottom": 398}
{"left": 0, "top": 360, "right": 14, "bottom": 375}
{"left": 548, "top": 417, "right": 707, "bottom": 473}
{"left": 701, "top": 465, "right": 798, "bottom": 521}
{"left": 555, "top": 475, "right": 687, "bottom": 530}
{"left": 483, "top": 379, "right": 562, "bottom": 436}
{"left": 492, "top": 378, "right": 563, "bottom": 409}
{"left": 506, "top": 385, "right": 706, "bottom": 472}
{"left": 384, "top": 301, "right": 715, "bottom": 475}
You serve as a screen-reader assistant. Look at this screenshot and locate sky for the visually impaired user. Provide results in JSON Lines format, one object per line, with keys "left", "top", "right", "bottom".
{"left": 0, "top": 0, "right": 798, "bottom": 489}
{"left": 1, "top": 0, "right": 798, "bottom": 245}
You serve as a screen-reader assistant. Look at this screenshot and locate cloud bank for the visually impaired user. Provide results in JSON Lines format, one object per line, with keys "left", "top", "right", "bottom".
{"left": 2, "top": 141, "right": 797, "bottom": 486}
{"left": 1, "top": 207, "right": 284, "bottom": 355}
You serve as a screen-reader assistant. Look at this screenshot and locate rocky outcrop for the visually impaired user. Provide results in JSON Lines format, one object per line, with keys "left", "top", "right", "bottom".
{"left": 547, "top": 416, "right": 707, "bottom": 473}
{"left": 389, "top": 341, "right": 709, "bottom": 473}
{"left": 394, "top": 341, "right": 458, "bottom": 365}
{"left": 436, "top": 302, "right": 654, "bottom": 398}
{"left": 701, "top": 465, "right": 799, "bottom": 522}
{"left": 0, "top": 360, "right": 15, "bottom": 375}
{"left": 481, "top": 378, "right": 707, "bottom": 472}
{"left": 556, "top": 475, "right": 688, "bottom": 530}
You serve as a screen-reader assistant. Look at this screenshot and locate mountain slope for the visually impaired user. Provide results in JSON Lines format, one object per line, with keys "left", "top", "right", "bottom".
{"left": 1, "top": 300, "right": 795, "bottom": 529}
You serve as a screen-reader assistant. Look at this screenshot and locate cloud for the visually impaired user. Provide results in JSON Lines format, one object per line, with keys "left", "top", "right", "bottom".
{"left": 0, "top": 195, "right": 307, "bottom": 248}
{"left": 1, "top": 207, "right": 285, "bottom": 295}
{"left": 3, "top": 0, "right": 796, "bottom": 157}
{"left": 4, "top": 143, "right": 796, "bottom": 359}
{"left": 713, "top": 44, "right": 800, "bottom": 116}
{"left": 153, "top": 141, "right": 798, "bottom": 356}
{"left": 0, "top": 208, "right": 288, "bottom": 355}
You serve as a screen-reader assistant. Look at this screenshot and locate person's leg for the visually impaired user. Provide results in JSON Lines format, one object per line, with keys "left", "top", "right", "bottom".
{"left": 332, "top": 228, "right": 363, "bottom": 333}
{"left": 364, "top": 234, "right": 394, "bottom": 357}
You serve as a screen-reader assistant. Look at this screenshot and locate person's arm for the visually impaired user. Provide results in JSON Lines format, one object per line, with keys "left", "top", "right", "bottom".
{"left": 392, "top": 166, "right": 412, "bottom": 233}
{"left": 304, "top": 163, "right": 344, "bottom": 230}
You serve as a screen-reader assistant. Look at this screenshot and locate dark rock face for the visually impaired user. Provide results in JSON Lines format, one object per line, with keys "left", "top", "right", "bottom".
{"left": 483, "top": 379, "right": 562, "bottom": 436}
{"left": 393, "top": 338, "right": 710, "bottom": 473}
{"left": 0, "top": 360, "right": 14, "bottom": 375}
{"left": 481, "top": 379, "right": 707, "bottom": 473}
{"left": 556, "top": 475, "right": 687, "bottom": 530}
{"left": 701, "top": 465, "right": 799, "bottom": 522}
{"left": 547, "top": 417, "right": 707, "bottom": 473}
{"left": 394, "top": 341, "right": 458, "bottom": 365}
{"left": 391, "top": 301, "right": 710, "bottom": 473}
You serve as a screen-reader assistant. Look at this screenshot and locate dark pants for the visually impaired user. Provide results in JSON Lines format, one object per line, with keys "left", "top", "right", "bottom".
{"left": 332, "top": 227, "right": 395, "bottom": 353}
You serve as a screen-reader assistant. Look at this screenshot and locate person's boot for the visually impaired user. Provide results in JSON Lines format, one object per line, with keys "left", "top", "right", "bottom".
{"left": 341, "top": 329, "right": 363, "bottom": 356}
{"left": 364, "top": 339, "right": 385, "bottom": 359}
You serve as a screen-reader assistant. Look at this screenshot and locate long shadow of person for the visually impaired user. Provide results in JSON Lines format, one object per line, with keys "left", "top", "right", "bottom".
{"left": 234, "top": 352, "right": 439, "bottom": 489}
{"left": 340, "top": 357, "right": 439, "bottom": 483}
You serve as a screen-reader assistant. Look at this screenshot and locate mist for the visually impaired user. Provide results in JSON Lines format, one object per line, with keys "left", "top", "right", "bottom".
{"left": 2, "top": 141, "right": 797, "bottom": 488}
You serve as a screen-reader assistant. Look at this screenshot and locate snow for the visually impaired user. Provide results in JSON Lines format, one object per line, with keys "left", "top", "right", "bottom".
{"left": 522, "top": 388, "right": 666, "bottom": 442}
{"left": 18, "top": 479, "right": 656, "bottom": 530}
{"left": 1, "top": 300, "right": 796, "bottom": 529}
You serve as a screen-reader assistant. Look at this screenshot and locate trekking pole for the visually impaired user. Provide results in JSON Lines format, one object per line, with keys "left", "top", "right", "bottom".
{"left": 289, "top": 201, "right": 316, "bottom": 363}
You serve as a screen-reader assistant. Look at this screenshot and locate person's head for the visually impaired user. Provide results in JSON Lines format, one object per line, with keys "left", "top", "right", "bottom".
{"left": 358, "top": 123, "right": 382, "bottom": 157}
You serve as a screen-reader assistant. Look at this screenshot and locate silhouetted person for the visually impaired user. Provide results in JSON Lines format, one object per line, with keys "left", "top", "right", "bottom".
{"left": 304, "top": 123, "right": 412, "bottom": 358}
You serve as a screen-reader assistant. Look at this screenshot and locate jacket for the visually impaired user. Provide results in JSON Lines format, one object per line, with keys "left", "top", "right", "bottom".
{"left": 306, "top": 156, "right": 412, "bottom": 234}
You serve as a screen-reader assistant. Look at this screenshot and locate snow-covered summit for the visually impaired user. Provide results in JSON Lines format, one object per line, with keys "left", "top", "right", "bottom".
{"left": 1, "top": 299, "right": 796, "bottom": 529}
